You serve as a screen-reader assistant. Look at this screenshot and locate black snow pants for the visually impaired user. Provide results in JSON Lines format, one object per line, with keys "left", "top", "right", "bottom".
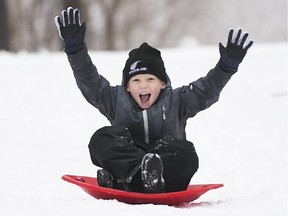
{"left": 88, "top": 126, "right": 199, "bottom": 192}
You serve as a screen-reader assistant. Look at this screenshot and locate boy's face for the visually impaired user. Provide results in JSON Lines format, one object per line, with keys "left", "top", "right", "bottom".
{"left": 127, "top": 74, "right": 166, "bottom": 109}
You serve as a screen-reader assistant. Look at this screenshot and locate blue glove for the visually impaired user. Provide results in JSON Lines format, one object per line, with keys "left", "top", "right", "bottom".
{"left": 219, "top": 28, "right": 253, "bottom": 73}
{"left": 54, "top": 7, "right": 86, "bottom": 54}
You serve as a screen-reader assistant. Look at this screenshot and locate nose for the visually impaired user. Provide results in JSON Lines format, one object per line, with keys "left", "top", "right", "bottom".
{"left": 139, "top": 80, "right": 148, "bottom": 89}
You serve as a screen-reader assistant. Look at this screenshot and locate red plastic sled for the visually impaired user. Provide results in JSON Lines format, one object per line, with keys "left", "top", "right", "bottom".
{"left": 62, "top": 174, "right": 223, "bottom": 205}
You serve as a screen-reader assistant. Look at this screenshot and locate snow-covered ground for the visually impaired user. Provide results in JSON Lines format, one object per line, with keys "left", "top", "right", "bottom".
{"left": 0, "top": 42, "right": 287, "bottom": 215}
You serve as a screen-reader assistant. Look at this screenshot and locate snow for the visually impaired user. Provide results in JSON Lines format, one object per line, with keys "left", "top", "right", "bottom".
{"left": 0, "top": 42, "right": 287, "bottom": 215}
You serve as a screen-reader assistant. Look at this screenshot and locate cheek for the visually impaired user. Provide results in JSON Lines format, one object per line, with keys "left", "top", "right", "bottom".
{"left": 132, "top": 91, "right": 138, "bottom": 98}
{"left": 129, "top": 90, "right": 140, "bottom": 102}
{"left": 127, "top": 85, "right": 136, "bottom": 94}
{"left": 151, "top": 88, "right": 161, "bottom": 99}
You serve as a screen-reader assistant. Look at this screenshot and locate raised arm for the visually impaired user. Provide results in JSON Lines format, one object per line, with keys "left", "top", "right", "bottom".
{"left": 185, "top": 28, "right": 253, "bottom": 117}
{"left": 54, "top": 7, "right": 116, "bottom": 121}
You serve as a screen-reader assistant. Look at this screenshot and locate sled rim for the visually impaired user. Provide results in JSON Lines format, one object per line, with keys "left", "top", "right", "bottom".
{"left": 62, "top": 174, "right": 224, "bottom": 205}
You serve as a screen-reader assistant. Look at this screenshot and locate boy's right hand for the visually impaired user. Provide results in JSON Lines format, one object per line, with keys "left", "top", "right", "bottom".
{"left": 54, "top": 7, "right": 86, "bottom": 54}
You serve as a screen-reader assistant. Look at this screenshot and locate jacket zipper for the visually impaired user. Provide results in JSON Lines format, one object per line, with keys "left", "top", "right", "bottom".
{"left": 162, "top": 106, "right": 166, "bottom": 120}
{"left": 143, "top": 106, "right": 166, "bottom": 144}
{"left": 142, "top": 110, "right": 149, "bottom": 144}
{"left": 161, "top": 106, "right": 167, "bottom": 136}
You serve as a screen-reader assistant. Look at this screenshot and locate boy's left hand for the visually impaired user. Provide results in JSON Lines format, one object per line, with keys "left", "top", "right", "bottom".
{"left": 219, "top": 28, "right": 253, "bottom": 73}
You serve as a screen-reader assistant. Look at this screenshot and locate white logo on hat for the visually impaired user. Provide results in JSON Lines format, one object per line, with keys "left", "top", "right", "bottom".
{"left": 130, "top": 61, "right": 141, "bottom": 70}
{"left": 129, "top": 61, "right": 147, "bottom": 75}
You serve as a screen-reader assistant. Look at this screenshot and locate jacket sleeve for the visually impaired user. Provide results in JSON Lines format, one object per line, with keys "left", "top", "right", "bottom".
{"left": 66, "top": 46, "right": 116, "bottom": 121}
{"left": 181, "top": 63, "right": 233, "bottom": 119}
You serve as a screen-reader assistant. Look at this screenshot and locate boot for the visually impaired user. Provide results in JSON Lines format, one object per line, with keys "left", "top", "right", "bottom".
{"left": 141, "top": 153, "right": 165, "bottom": 193}
{"left": 97, "top": 169, "right": 113, "bottom": 188}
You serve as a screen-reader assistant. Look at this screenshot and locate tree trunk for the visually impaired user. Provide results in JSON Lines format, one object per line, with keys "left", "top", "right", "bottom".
{"left": 0, "top": 0, "right": 10, "bottom": 50}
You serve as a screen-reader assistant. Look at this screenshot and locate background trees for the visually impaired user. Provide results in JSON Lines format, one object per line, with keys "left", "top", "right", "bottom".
{"left": 0, "top": 0, "right": 10, "bottom": 50}
{"left": 0, "top": 0, "right": 286, "bottom": 52}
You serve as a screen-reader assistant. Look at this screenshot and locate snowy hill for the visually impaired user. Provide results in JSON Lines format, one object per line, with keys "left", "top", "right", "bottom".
{"left": 0, "top": 43, "right": 287, "bottom": 215}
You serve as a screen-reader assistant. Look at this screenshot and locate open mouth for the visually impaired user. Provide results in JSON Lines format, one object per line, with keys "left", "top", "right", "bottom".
{"left": 139, "top": 93, "right": 151, "bottom": 102}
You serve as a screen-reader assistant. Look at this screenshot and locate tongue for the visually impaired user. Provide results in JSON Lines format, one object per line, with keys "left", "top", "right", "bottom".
{"left": 140, "top": 94, "right": 150, "bottom": 102}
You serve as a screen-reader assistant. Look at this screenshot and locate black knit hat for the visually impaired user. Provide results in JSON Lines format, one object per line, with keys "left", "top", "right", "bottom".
{"left": 122, "top": 42, "right": 167, "bottom": 87}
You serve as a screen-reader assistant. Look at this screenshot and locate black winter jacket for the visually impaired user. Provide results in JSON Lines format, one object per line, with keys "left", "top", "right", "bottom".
{"left": 67, "top": 46, "right": 233, "bottom": 144}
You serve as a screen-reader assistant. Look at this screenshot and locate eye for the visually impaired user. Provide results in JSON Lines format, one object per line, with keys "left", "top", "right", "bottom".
{"left": 147, "top": 77, "right": 155, "bottom": 81}
{"left": 131, "top": 78, "right": 140, "bottom": 83}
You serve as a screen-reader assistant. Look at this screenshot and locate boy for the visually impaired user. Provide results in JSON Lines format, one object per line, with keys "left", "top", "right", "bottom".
{"left": 55, "top": 8, "right": 253, "bottom": 193}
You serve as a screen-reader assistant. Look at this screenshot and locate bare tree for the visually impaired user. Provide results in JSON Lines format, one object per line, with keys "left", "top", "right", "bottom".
{"left": 2, "top": 0, "right": 287, "bottom": 52}
{"left": 87, "top": 0, "right": 205, "bottom": 50}
{"left": 6, "top": 0, "right": 88, "bottom": 52}
{"left": 96, "top": 0, "right": 125, "bottom": 50}
{"left": 7, "top": 0, "right": 60, "bottom": 51}
{"left": 0, "top": 0, "right": 10, "bottom": 50}
{"left": 88, "top": 0, "right": 187, "bottom": 50}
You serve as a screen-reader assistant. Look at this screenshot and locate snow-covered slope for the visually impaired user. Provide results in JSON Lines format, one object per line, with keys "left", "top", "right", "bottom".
{"left": 0, "top": 43, "right": 286, "bottom": 215}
